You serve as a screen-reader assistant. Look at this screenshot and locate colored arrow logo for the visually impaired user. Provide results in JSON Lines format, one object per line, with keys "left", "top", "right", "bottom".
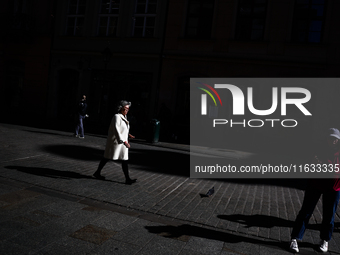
{"left": 197, "top": 82, "right": 222, "bottom": 106}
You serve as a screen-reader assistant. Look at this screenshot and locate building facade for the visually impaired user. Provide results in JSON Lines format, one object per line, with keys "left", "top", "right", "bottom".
{"left": 0, "top": 0, "right": 56, "bottom": 123}
{"left": 2, "top": 0, "right": 340, "bottom": 153}
{"left": 158, "top": 0, "right": 340, "bottom": 150}
{"left": 47, "top": 0, "right": 168, "bottom": 137}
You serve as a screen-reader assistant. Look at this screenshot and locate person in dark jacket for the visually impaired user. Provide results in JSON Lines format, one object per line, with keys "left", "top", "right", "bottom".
{"left": 74, "top": 95, "right": 88, "bottom": 139}
{"left": 290, "top": 128, "right": 340, "bottom": 253}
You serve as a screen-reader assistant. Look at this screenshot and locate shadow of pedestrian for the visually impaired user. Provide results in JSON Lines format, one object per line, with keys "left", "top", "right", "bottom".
{"left": 128, "top": 148, "right": 190, "bottom": 177}
{"left": 37, "top": 145, "right": 315, "bottom": 190}
{"left": 4, "top": 166, "right": 123, "bottom": 184}
{"left": 129, "top": 149, "right": 306, "bottom": 190}
{"left": 145, "top": 224, "right": 293, "bottom": 253}
{"left": 42, "top": 145, "right": 103, "bottom": 161}
{"left": 217, "top": 214, "right": 294, "bottom": 228}
{"left": 217, "top": 214, "right": 324, "bottom": 232}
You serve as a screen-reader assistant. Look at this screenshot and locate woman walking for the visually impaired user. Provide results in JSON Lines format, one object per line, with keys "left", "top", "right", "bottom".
{"left": 93, "top": 100, "right": 136, "bottom": 184}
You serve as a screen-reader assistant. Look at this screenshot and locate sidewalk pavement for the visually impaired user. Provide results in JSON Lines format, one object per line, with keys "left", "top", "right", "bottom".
{"left": 0, "top": 123, "right": 339, "bottom": 255}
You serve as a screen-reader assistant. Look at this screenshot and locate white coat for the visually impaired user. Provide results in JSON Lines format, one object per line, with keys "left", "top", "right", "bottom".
{"left": 104, "top": 113, "right": 130, "bottom": 160}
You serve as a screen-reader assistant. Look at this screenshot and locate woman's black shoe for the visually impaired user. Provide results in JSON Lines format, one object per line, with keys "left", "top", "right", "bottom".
{"left": 125, "top": 178, "right": 137, "bottom": 185}
{"left": 93, "top": 172, "right": 105, "bottom": 180}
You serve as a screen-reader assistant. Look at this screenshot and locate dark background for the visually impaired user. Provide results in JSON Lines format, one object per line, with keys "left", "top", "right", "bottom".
{"left": 1, "top": 0, "right": 339, "bottom": 154}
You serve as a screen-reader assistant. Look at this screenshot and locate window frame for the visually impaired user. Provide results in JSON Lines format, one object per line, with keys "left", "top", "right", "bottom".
{"left": 97, "top": 0, "right": 121, "bottom": 37}
{"left": 132, "top": 0, "right": 158, "bottom": 38}
{"left": 65, "top": 0, "right": 87, "bottom": 36}
{"left": 235, "top": 0, "right": 268, "bottom": 41}
{"left": 13, "top": 0, "right": 28, "bottom": 14}
{"left": 184, "top": 0, "right": 215, "bottom": 39}
{"left": 291, "top": 0, "right": 326, "bottom": 44}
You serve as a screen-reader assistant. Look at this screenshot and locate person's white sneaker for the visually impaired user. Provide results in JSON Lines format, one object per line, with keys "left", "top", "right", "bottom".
{"left": 290, "top": 239, "right": 299, "bottom": 253}
{"left": 319, "top": 240, "right": 328, "bottom": 252}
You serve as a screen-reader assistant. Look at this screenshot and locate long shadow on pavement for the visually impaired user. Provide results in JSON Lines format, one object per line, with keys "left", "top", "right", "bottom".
{"left": 42, "top": 145, "right": 104, "bottom": 161}
{"left": 5, "top": 165, "right": 93, "bottom": 179}
{"left": 129, "top": 148, "right": 190, "bottom": 176}
{"left": 40, "top": 145, "right": 306, "bottom": 189}
{"left": 40, "top": 145, "right": 191, "bottom": 175}
{"left": 145, "top": 224, "right": 317, "bottom": 254}
{"left": 4, "top": 166, "right": 124, "bottom": 184}
{"left": 217, "top": 214, "right": 328, "bottom": 233}
{"left": 130, "top": 149, "right": 306, "bottom": 190}
{"left": 218, "top": 214, "right": 293, "bottom": 228}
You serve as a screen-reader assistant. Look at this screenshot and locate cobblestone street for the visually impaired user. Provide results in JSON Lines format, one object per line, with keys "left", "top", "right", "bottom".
{"left": 0, "top": 123, "right": 339, "bottom": 254}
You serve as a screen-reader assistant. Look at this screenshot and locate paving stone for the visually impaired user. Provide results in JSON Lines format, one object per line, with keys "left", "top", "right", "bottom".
{"left": 112, "top": 219, "right": 160, "bottom": 247}
{"left": 223, "top": 240, "right": 262, "bottom": 255}
{"left": 35, "top": 236, "right": 98, "bottom": 255}
{"left": 0, "top": 240, "right": 32, "bottom": 255}
{"left": 94, "top": 211, "right": 138, "bottom": 231}
{"left": 0, "top": 219, "right": 34, "bottom": 241}
{"left": 0, "top": 123, "right": 338, "bottom": 255}
{"left": 178, "top": 249, "right": 206, "bottom": 255}
{"left": 138, "top": 235, "right": 186, "bottom": 255}
{"left": 69, "top": 224, "right": 117, "bottom": 245}
{"left": 39, "top": 199, "right": 86, "bottom": 217}
{"left": 0, "top": 183, "right": 23, "bottom": 196}
{"left": 0, "top": 189, "right": 40, "bottom": 206}
{"left": 0, "top": 195, "right": 55, "bottom": 226}
{"left": 258, "top": 242, "right": 293, "bottom": 255}
{"left": 52, "top": 206, "right": 111, "bottom": 233}
{"left": 184, "top": 236, "right": 224, "bottom": 255}
{"left": 91, "top": 238, "right": 141, "bottom": 255}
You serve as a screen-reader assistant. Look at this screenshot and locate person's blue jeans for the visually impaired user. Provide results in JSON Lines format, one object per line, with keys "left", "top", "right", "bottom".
{"left": 291, "top": 187, "right": 340, "bottom": 241}
{"left": 75, "top": 115, "right": 85, "bottom": 137}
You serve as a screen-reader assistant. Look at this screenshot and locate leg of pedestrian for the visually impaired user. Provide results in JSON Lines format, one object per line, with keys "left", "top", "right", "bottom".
{"left": 319, "top": 190, "right": 340, "bottom": 252}
{"left": 290, "top": 188, "right": 321, "bottom": 252}
{"left": 122, "top": 160, "right": 136, "bottom": 185}
{"left": 93, "top": 158, "right": 108, "bottom": 180}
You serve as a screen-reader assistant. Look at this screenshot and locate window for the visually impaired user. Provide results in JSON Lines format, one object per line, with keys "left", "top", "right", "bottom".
{"left": 235, "top": 0, "right": 267, "bottom": 41}
{"left": 11, "top": 0, "right": 33, "bottom": 31}
{"left": 90, "top": 70, "right": 152, "bottom": 125}
{"left": 13, "top": 0, "right": 28, "bottom": 14}
{"left": 97, "top": 0, "right": 120, "bottom": 37}
{"left": 292, "top": 0, "right": 325, "bottom": 43}
{"left": 132, "top": 0, "right": 157, "bottom": 37}
{"left": 65, "top": 0, "right": 87, "bottom": 36}
{"left": 185, "top": 0, "right": 214, "bottom": 39}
